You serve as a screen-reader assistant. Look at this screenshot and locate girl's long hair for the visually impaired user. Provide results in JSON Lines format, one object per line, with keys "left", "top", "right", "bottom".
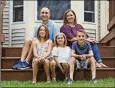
{"left": 37, "top": 25, "right": 49, "bottom": 41}
{"left": 54, "top": 32, "right": 67, "bottom": 47}
{"left": 63, "top": 9, "right": 77, "bottom": 25}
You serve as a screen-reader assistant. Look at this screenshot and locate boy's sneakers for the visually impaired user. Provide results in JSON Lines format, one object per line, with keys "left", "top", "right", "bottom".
{"left": 91, "top": 78, "right": 97, "bottom": 83}
{"left": 67, "top": 79, "right": 74, "bottom": 84}
{"left": 17, "top": 61, "right": 30, "bottom": 70}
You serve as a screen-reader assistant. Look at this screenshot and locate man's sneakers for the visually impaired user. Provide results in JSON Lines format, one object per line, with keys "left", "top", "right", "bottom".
{"left": 91, "top": 78, "right": 97, "bottom": 83}
{"left": 12, "top": 60, "right": 23, "bottom": 69}
{"left": 18, "top": 61, "right": 30, "bottom": 70}
{"left": 67, "top": 79, "right": 74, "bottom": 84}
{"left": 12, "top": 60, "right": 30, "bottom": 70}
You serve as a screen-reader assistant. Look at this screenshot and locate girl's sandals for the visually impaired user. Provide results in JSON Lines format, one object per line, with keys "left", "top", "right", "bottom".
{"left": 32, "top": 79, "right": 36, "bottom": 84}
{"left": 51, "top": 74, "right": 56, "bottom": 82}
{"left": 46, "top": 80, "right": 51, "bottom": 83}
{"left": 52, "top": 77, "right": 56, "bottom": 82}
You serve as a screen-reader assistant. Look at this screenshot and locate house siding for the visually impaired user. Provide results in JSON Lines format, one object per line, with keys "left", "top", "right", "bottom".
{"left": 2, "top": 1, "right": 109, "bottom": 47}
{"left": 2, "top": 1, "right": 9, "bottom": 47}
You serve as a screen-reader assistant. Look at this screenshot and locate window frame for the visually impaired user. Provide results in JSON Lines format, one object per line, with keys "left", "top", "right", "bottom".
{"left": 12, "top": 0, "right": 25, "bottom": 24}
{"left": 35, "top": 0, "right": 71, "bottom": 23}
{"left": 83, "top": 0, "right": 95, "bottom": 23}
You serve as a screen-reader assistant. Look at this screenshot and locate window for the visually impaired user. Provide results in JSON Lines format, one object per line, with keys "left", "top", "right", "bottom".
{"left": 37, "top": 0, "right": 71, "bottom": 20}
{"left": 13, "top": 0, "right": 23, "bottom": 22}
{"left": 84, "top": 0, "right": 95, "bottom": 22}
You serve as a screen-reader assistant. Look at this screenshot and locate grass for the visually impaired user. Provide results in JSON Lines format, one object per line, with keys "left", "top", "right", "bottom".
{"left": 1, "top": 78, "right": 115, "bottom": 87}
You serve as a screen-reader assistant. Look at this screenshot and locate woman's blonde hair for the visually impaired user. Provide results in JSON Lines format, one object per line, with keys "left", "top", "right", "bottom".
{"left": 37, "top": 25, "right": 49, "bottom": 41}
{"left": 54, "top": 32, "right": 67, "bottom": 47}
{"left": 63, "top": 9, "right": 77, "bottom": 25}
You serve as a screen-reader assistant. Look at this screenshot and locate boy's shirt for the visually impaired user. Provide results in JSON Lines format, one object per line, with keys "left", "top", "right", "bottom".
{"left": 33, "top": 20, "right": 59, "bottom": 42}
{"left": 72, "top": 41, "right": 92, "bottom": 55}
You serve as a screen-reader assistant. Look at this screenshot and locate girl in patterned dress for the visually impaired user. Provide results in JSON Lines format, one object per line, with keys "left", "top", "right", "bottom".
{"left": 32, "top": 25, "right": 53, "bottom": 83}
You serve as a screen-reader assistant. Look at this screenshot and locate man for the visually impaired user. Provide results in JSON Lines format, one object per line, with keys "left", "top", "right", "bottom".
{"left": 12, "top": 7, "right": 59, "bottom": 70}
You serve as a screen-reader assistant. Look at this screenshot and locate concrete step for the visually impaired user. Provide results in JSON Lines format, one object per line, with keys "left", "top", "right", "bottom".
{"left": 1, "top": 57, "right": 32, "bottom": 69}
{"left": 102, "top": 57, "right": 115, "bottom": 68}
{"left": 1, "top": 57, "right": 21, "bottom": 69}
{"left": 2, "top": 46, "right": 115, "bottom": 57}
{"left": 2, "top": 47, "right": 22, "bottom": 57}
{"left": 99, "top": 46, "right": 115, "bottom": 57}
{"left": 1, "top": 57, "right": 115, "bottom": 69}
{"left": 1, "top": 68, "right": 115, "bottom": 81}
{"left": 1, "top": 69, "right": 45, "bottom": 81}
{"left": 97, "top": 43, "right": 106, "bottom": 46}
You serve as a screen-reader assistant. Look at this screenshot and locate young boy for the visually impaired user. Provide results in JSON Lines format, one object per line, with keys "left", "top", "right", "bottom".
{"left": 67, "top": 30, "right": 97, "bottom": 84}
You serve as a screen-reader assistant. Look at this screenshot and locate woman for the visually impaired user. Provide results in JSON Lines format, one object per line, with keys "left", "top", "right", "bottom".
{"left": 60, "top": 9, "right": 108, "bottom": 68}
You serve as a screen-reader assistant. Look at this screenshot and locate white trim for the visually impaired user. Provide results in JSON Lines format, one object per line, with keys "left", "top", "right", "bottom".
{"left": 13, "top": 5, "right": 23, "bottom": 8}
{"left": 11, "top": 22, "right": 25, "bottom": 25}
{"left": 23, "top": 0, "right": 26, "bottom": 24}
{"left": 11, "top": 0, "right": 24, "bottom": 24}
{"left": 35, "top": 20, "right": 63, "bottom": 23}
{"left": 84, "top": 11, "right": 95, "bottom": 13}
{"left": 34, "top": 0, "right": 37, "bottom": 22}
{"left": 97, "top": 0, "right": 101, "bottom": 41}
{"left": 83, "top": 0, "right": 96, "bottom": 24}
{"left": 9, "top": 0, "right": 12, "bottom": 47}
{"left": 82, "top": 22, "right": 96, "bottom": 25}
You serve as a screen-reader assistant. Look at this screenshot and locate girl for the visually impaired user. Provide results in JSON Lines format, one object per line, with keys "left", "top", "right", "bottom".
{"left": 50, "top": 33, "right": 71, "bottom": 82}
{"left": 32, "top": 25, "right": 52, "bottom": 83}
{"left": 60, "top": 9, "right": 108, "bottom": 68}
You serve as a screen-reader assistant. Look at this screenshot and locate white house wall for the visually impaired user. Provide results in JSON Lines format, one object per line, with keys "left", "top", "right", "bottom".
{"left": 100, "top": 1, "right": 109, "bottom": 40}
{"left": 2, "top": 0, "right": 10, "bottom": 47}
{"left": 5, "top": 0, "right": 109, "bottom": 47}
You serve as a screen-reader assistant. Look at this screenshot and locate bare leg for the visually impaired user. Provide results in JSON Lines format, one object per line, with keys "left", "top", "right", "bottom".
{"left": 21, "top": 39, "right": 32, "bottom": 61}
{"left": 44, "top": 59, "right": 51, "bottom": 82}
{"left": 69, "top": 57, "right": 76, "bottom": 80}
{"left": 62, "top": 63, "right": 69, "bottom": 79}
{"left": 25, "top": 39, "right": 38, "bottom": 63}
{"left": 25, "top": 45, "right": 33, "bottom": 63}
{"left": 89, "top": 57, "right": 96, "bottom": 79}
{"left": 32, "top": 58, "right": 40, "bottom": 83}
{"left": 50, "top": 60, "right": 56, "bottom": 81}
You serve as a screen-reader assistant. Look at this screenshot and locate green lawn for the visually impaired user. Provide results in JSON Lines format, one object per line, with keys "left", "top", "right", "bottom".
{"left": 1, "top": 78, "right": 115, "bottom": 87}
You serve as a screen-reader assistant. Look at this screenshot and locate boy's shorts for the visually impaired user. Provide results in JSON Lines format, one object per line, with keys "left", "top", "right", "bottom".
{"left": 75, "top": 59, "right": 89, "bottom": 70}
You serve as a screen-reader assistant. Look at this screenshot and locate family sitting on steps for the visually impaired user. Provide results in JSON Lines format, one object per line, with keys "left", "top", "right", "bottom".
{"left": 12, "top": 7, "right": 108, "bottom": 84}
